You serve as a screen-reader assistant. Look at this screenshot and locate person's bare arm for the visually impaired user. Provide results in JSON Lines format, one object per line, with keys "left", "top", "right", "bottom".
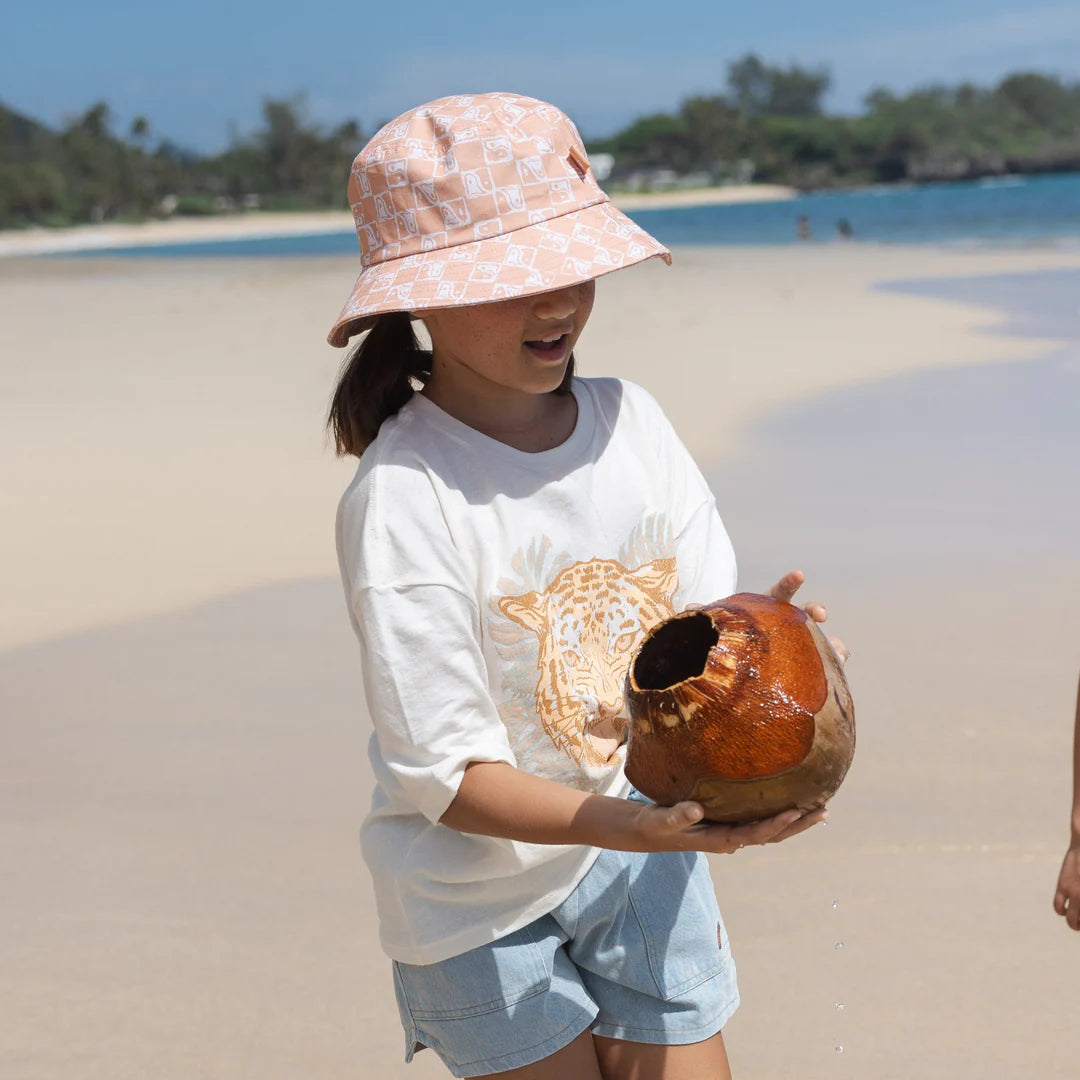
{"left": 1053, "top": 672, "right": 1080, "bottom": 931}
{"left": 440, "top": 761, "right": 824, "bottom": 854}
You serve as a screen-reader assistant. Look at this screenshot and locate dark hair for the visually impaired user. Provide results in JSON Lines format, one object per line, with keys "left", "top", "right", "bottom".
{"left": 327, "top": 312, "right": 577, "bottom": 457}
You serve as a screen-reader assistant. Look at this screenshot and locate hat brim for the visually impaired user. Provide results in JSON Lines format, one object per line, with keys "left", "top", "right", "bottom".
{"left": 326, "top": 199, "right": 671, "bottom": 348}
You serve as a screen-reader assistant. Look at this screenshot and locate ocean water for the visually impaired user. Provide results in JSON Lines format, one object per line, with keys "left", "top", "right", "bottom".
{"left": 632, "top": 171, "right": 1080, "bottom": 248}
{"left": 56, "top": 171, "right": 1080, "bottom": 258}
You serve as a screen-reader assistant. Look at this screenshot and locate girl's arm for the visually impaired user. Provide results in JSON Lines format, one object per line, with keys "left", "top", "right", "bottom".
{"left": 440, "top": 761, "right": 825, "bottom": 855}
{"left": 441, "top": 571, "right": 839, "bottom": 855}
{"left": 1053, "top": 671, "right": 1080, "bottom": 931}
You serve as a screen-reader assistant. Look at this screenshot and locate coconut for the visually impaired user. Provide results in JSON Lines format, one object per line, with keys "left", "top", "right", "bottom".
{"left": 624, "top": 592, "right": 854, "bottom": 823}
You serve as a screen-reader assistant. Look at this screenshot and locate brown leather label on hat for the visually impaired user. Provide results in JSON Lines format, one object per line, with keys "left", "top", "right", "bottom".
{"left": 567, "top": 145, "right": 590, "bottom": 177}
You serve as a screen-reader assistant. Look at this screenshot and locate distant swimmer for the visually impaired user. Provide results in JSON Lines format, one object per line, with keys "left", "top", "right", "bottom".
{"left": 836, "top": 218, "right": 853, "bottom": 240}
{"left": 796, "top": 215, "right": 812, "bottom": 240}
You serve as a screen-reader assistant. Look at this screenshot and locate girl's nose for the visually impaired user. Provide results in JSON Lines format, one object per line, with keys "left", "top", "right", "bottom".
{"left": 531, "top": 286, "right": 580, "bottom": 320}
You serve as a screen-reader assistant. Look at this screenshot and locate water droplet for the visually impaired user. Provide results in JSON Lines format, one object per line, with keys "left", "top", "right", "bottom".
{"left": 835, "top": 1002, "right": 845, "bottom": 1011}
{"left": 835, "top": 1045, "right": 844, "bottom": 1054}
{"left": 834, "top": 941, "right": 844, "bottom": 951}
{"left": 831, "top": 899, "right": 839, "bottom": 909}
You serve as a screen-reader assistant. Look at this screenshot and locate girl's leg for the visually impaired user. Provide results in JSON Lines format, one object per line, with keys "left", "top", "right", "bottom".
{"left": 490, "top": 1030, "right": 604, "bottom": 1079}
{"left": 592, "top": 1031, "right": 733, "bottom": 1080}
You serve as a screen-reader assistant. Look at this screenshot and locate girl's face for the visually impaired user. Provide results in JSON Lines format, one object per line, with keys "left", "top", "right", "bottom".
{"left": 419, "top": 281, "right": 595, "bottom": 401}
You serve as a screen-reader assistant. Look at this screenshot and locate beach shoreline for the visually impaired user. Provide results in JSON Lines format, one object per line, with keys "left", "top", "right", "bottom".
{"left": 0, "top": 184, "right": 798, "bottom": 258}
{"left": 606, "top": 182, "right": 796, "bottom": 210}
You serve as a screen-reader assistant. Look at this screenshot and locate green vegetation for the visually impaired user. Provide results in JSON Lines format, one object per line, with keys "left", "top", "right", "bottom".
{"left": 590, "top": 57, "right": 1080, "bottom": 190}
{"left": 0, "top": 95, "right": 364, "bottom": 229}
{"left": 2, "top": 57, "right": 1079, "bottom": 230}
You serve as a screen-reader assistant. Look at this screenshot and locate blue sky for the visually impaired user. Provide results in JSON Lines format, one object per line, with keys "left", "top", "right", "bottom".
{"left": 7, "top": 0, "right": 1080, "bottom": 151}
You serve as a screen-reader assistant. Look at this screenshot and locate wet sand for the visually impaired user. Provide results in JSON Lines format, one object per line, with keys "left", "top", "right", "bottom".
{"left": 702, "top": 268, "right": 1080, "bottom": 1076}
{"left": 2, "top": 245, "right": 1078, "bottom": 1078}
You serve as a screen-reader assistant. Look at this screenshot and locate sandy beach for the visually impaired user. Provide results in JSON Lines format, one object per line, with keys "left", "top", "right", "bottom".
{"left": 2, "top": 243, "right": 1078, "bottom": 1078}
{"left": 605, "top": 183, "right": 796, "bottom": 210}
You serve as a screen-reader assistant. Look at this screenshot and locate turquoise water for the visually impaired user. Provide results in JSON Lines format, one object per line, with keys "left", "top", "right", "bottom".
{"left": 57, "top": 171, "right": 1080, "bottom": 258}
{"left": 633, "top": 171, "right": 1080, "bottom": 247}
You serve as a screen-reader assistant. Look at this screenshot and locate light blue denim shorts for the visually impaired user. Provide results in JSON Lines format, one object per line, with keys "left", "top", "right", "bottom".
{"left": 391, "top": 815, "right": 739, "bottom": 1076}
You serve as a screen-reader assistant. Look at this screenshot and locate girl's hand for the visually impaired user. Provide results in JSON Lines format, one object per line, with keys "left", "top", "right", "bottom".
{"left": 1054, "top": 843, "right": 1080, "bottom": 931}
{"left": 628, "top": 800, "right": 827, "bottom": 855}
{"left": 768, "top": 568, "right": 850, "bottom": 665}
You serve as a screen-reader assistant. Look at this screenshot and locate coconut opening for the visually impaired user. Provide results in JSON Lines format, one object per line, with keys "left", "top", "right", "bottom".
{"left": 633, "top": 612, "right": 719, "bottom": 690}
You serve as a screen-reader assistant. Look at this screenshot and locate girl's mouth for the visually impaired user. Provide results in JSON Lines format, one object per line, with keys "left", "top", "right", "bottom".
{"left": 524, "top": 333, "right": 569, "bottom": 361}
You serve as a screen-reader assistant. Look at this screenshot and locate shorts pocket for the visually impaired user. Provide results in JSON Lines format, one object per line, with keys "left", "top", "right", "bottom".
{"left": 394, "top": 923, "right": 552, "bottom": 1021}
{"left": 627, "top": 850, "right": 728, "bottom": 1000}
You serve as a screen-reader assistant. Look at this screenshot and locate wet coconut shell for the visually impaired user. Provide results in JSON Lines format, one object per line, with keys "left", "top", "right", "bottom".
{"left": 624, "top": 593, "right": 855, "bottom": 823}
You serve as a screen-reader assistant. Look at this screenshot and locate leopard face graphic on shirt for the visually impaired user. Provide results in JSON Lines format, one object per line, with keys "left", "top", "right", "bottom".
{"left": 489, "top": 516, "right": 679, "bottom": 782}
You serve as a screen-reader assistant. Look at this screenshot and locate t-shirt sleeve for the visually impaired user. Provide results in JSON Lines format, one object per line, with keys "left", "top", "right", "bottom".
{"left": 351, "top": 582, "right": 516, "bottom": 825}
{"left": 619, "top": 380, "right": 738, "bottom": 608}
{"left": 338, "top": 458, "right": 515, "bottom": 825}
{"left": 673, "top": 497, "right": 738, "bottom": 609}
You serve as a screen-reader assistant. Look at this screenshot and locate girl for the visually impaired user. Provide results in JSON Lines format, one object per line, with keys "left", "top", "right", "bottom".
{"left": 327, "top": 92, "right": 842, "bottom": 1080}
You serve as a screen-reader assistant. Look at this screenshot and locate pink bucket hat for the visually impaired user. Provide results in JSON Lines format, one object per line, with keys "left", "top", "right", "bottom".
{"left": 326, "top": 92, "right": 671, "bottom": 347}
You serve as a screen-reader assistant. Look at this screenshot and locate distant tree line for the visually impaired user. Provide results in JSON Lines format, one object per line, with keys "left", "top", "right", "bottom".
{"left": 2, "top": 58, "right": 1079, "bottom": 229}
{"left": 0, "top": 95, "right": 365, "bottom": 229}
{"left": 591, "top": 56, "right": 1080, "bottom": 189}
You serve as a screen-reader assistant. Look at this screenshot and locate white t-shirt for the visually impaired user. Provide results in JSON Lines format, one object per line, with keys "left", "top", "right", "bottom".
{"left": 336, "top": 377, "right": 737, "bottom": 963}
